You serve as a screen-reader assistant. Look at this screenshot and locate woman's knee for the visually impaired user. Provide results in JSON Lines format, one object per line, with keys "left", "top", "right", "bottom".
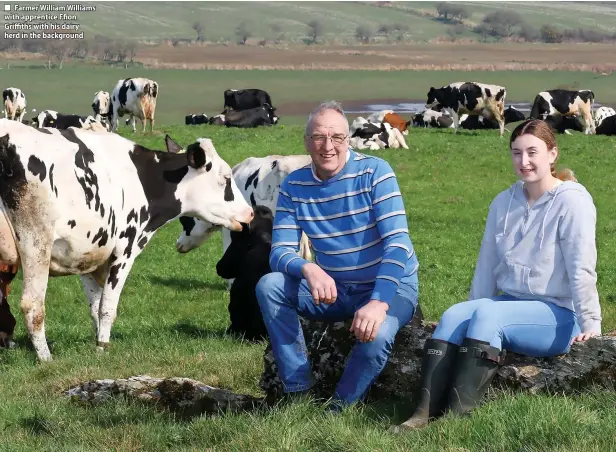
{"left": 432, "top": 299, "right": 492, "bottom": 344}
{"left": 466, "top": 304, "right": 504, "bottom": 347}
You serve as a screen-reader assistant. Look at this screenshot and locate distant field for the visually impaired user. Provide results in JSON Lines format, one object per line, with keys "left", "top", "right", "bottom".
{"left": 1, "top": 124, "right": 616, "bottom": 450}
{"left": 2, "top": 66, "right": 615, "bottom": 125}
{"left": 16, "top": 1, "right": 616, "bottom": 42}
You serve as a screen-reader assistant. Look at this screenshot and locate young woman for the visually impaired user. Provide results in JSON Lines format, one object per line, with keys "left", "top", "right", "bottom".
{"left": 395, "top": 119, "right": 602, "bottom": 431}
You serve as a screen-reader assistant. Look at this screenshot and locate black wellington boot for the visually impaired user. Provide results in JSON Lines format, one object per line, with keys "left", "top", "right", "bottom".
{"left": 446, "top": 338, "right": 506, "bottom": 416}
{"left": 391, "top": 338, "right": 460, "bottom": 433}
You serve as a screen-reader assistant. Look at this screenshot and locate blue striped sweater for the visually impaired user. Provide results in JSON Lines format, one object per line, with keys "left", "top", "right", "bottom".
{"left": 270, "top": 149, "right": 419, "bottom": 306}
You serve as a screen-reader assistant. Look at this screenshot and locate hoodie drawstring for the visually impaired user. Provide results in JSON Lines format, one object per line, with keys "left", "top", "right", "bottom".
{"left": 503, "top": 184, "right": 515, "bottom": 236}
{"left": 539, "top": 195, "right": 557, "bottom": 250}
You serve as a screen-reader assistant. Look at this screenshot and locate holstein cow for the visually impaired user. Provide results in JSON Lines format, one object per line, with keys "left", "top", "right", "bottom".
{"left": 185, "top": 114, "right": 209, "bottom": 125}
{"left": 543, "top": 115, "right": 584, "bottom": 135}
{"left": 0, "top": 119, "right": 253, "bottom": 361}
{"left": 529, "top": 89, "right": 595, "bottom": 134}
{"left": 413, "top": 109, "right": 454, "bottom": 129}
{"left": 32, "top": 110, "right": 111, "bottom": 131}
{"left": 425, "top": 82, "right": 507, "bottom": 136}
{"left": 224, "top": 105, "right": 278, "bottom": 128}
{"left": 349, "top": 117, "right": 408, "bottom": 150}
{"left": 177, "top": 154, "right": 313, "bottom": 287}
{"left": 596, "top": 115, "right": 616, "bottom": 136}
{"left": 110, "top": 77, "right": 159, "bottom": 133}
{"left": 92, "top": 91, "right": 111, "bottom": 122}
{"left": 459, "top": 105, "right": 526, "bottom": 130}
{"left": 2, "top": 88, "right": 27, "bottom": 122}
{"left": 366, "top": 110, "right": 412, "bottom": 135}
{"left": 594, "top": 106, "right": 616, "bottom": 128}
{"left": 223, "top": 88, "right": 275, "bottom": 111}
{"left": 208, "top": 114, "right": 226, "bottom": 126}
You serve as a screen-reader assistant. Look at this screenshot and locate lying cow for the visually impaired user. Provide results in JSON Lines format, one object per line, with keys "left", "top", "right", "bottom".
{"left": 366, "top": 110, "right": 411, "bottom": 135}
{"left": 224, "top": 105, "right": 278, "bottom": 128}
{"left": 0, "top": 120, "right": 253, "bottom": 361}
{"left": 110, "top": 77, "right": 159, "bottom": 132}
{"left": 224, "top": 88, "right": 274, "bottom": 111}
{"left": 92, "top": 91, "right": 111, "bottom": 122}
{"left": 530, "top": 89, "right": 595, "bottom": 134}
{"left": 413, "top": 109, "right": 454, "bottom": 128}
{"left": 426, "top": 81, "right": 507, "bottom": 136}
{"left": 543, "top": 115, "right": 585, "bottom": 135}
{"left": 2, "top": 87, "right": 27, "bottom": 122}
{"left": 349, "top": 117, "right": 409, "bottom": 150}
{"left": 459, "top": 106, "right": 527, "bottom": 130}
{"left": 216, "top": 205, "right": 273, "bottom": 342}
{"left": 177, "top": 154, "right": 313, "bottom": 286}
{"left": 32, "top": 110, "right": 111, "bottom": 131}
{"left": 596, "top": 115, "right": 616, "bottom": 136}
{"left": 185, "top": 114, "right": 209, "bottom": 125}
{"left": 208, "top": 114, "right": 226, "bottom": 126}
{"left": 594, "top": 106, "right": 616, "bottom": 128}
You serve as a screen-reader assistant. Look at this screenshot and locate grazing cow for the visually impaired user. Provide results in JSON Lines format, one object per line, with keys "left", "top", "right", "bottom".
{"left": 596, "top": 115, "right": 616, "bottom": 136}
{"left": 349, "top": 117, "right": 408, "bottom": 150}
{"left": 224, "top": 105, "right": 278, "bottom": 128}
{"left": 92, "top": 91, "right": 111, "bottom": 122}
{"left": 0, "top": 120, "right": 253, "bottom": 361}
{"left": 110, "top": 77, "right": 159, "bottom": 132}
{"left": 2, "top": 88, "right": 27, "bottom": 122}
{"left": 176, "top": 154, "right": 313, "bottom": 287}
{"left": 366, "top": 110, "right": 411, "bottom": 135}
{"left": 32, "top": 110, "right": 110, "bottom": 131}
{"left": 459, "top": 106, "right": 527, "bottom": 130}
{"left": 224, "top": 88, "right": 274, "bottom": 111}
{"left": 425, "top": 82, "right": 507, "bottom": 136}
{"left": 594, "top": 106, "right": 616, "bottom": 128}
{"left": 529, "top": 89, "right": 595, "bottom": 134}
{"left": 185, "top": 114, "right": 209, "bottom": 125}
{"left": 413, "top": 109, "right": 454, "bottom": 129}
{"left": 543, "top": 115, "right": 585, "bottom": 135}
{"left": 216, "top": 205, "right": 273, "bottom": 342}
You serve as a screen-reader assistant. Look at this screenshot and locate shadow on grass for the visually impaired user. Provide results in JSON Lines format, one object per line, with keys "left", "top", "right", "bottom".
{"left": 149, "top": 276, "right": 227, "bottom": 291}
{"left": 171, "top": 321, "right": 228, "bottom": 340}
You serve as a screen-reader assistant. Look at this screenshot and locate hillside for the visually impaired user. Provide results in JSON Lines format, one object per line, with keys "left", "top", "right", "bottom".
{"left": 29, "top": 1, "right": 616, "bottom": 43}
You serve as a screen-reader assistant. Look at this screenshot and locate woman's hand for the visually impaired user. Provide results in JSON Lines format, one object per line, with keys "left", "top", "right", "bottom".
{"left": 570, "top": 331, "right": 600, "bottom": 345}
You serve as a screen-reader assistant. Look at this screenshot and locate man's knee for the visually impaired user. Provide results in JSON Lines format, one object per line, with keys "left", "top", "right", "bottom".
{"left": 360, "top": 320, "right": 398, "bottom": 362}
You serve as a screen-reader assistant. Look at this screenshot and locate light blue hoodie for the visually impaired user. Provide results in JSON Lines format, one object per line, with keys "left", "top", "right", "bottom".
{"left": 469, "top": 180, "right": 602, "bottom": 334}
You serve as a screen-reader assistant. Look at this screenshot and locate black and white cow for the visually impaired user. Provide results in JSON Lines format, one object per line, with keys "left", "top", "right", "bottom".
{"left": 224, "top": 105, "right": 279, "bottom": 128}
{"left": 185, "top": 114, "right": 209, "bottom": 125}
{"left": 529, "top": 89, "right": 595, "bottom": 134}
{"left": 110, "top": 77, "right": 159, "bottom": 132}
{"left": 413, "top": 109, "right": 454, "bottom": 129}
{"left": 2, "top": 87, "right": 27, "bottom": 122}
{"left": 92, "top": 91, "right": 111, "bottom": 122}
{"left": 459, "top": 106, "right": 527, "bottom": 130}
{"left": 176, "top": 154, "right": 312, "bottom": 287}
{"left": 223, "top": 88, "right": 274, "bottom": 111}
{"left": 0, "top": 119, "right": 253, "bottom": 361}
{"left": 543, "top": 115, "right": 585, "bottom": 135}
{"left": 594, "top": 106, "right": 616, "bottom": 128}
{"left": 208, "top": 114, "right": 226, "bottom": 126}
{"left": 349, "top": 117, "right": 408, "bottom": 150}
{"left": 32, "top": 110, "right": 111, "bottom": 131}
{"left": 596, "top": 115, "right": 616, "bottom": 136}
{"left": 425, "top": 82, "right": 507, "bottom": 136}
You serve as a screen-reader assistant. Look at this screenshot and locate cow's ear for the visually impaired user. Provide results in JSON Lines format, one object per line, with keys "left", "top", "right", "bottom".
{"left": 186, "top": 142, "right": 208, "bottom": 170}
{"left": 165, "top": 134, "right": 184, "bottom": 154}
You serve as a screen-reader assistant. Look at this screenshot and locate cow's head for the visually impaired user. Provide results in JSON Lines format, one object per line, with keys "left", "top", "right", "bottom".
{"left": 167, "top": 136, "right": 253, "bottom": 232}
{"left": 263, "top": 103, "right": 279, "bottom": 125}
{"left": 176, "top": 216, "right": 221, "bottom": 253}
{"left": 425, "top": 87, "right": 448, "bottom": 109}
{"left": 504, "top": 106, "right": 526, "bottom": 124}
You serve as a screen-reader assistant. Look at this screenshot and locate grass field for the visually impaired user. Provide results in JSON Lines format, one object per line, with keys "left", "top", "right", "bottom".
{"left": 1, "top": 123, "right": 616, "bottom": 450}
{"left": 15, "top": 1, "right": 616, "bottom": 42}
{"left": 2, "top": 66, "right": 616, "bottom": 126}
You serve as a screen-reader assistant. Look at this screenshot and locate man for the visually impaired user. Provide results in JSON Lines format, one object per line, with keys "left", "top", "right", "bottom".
{"left": 256, "top": 100, "right": 420, "bottom": 409}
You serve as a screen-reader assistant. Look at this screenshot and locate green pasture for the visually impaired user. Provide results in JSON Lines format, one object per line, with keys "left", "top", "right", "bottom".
{"left": 1, "top": 123, "right": 616, "bottom": 450}
{"left": 1, "top": 66, "right": 616, "bottom": 126}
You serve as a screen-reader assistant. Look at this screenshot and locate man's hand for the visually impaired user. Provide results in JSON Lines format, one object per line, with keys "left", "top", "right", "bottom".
{"left": 350, "top": 300, "right": 389, "bottom": 343}
{"left": 301, "top": 263, "right": 337, "bottom": 305}
{"left": 570, "top": 331, "right": 600, "bottom": 345}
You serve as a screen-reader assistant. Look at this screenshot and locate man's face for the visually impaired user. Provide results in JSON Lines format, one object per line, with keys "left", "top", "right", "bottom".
{"left": 304, "top": 109, "right": 349, "bottom": 180}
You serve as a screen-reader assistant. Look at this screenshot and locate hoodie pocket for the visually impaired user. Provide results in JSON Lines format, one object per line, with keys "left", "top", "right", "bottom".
{"left": 495, "top": 261, "right": 534, "bottom": 296}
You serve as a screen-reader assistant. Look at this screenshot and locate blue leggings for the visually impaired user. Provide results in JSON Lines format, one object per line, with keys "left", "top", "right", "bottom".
{"left": 431, "top": 294, "right": 581, "bottom": 358}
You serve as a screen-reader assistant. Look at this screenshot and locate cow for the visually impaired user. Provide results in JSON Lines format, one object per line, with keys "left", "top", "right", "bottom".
{"left": 366, "top": 110, "right": 412, "bottom": 135}
{"left": 596, "top": 115, "right": 616, "bottom": 136}
{"left": 2, "top": 88, "right": 27, "bottom": 122}
{"left": 208, "top": 114, "right": 226, "bottom": 126}
{"left": 215, "top": 204, "right": 273, "bottom": 342}
{"left": 529, "top": 89, "right": 595, "bottom": 134}
{"left": 349, "top": 117, "right": 408, "bottom": 150}
{"left": 224, "top": 105, "right": 278, "bottom": 128}
{"left": 594, "top": 106, "right": 616, "bottom": 128}
{"left": 92, "top": 91, "right": 111, "bottom": 122}
{"left": 110, "top": 77, "right": 159, "bottom": 133}
{"left": 425, "top": 82, "right": 507, "bottom": 136}
{"left": 459, "top": 106, "right": 527, "bottom": 130}
{"left": 176, "top": 154, "right": 313, "bottom": 287}
{"left": 32, "top": 110, "right": 110, "bottom": 131}
{"left": 413, "top": 109, "right": 454, "bottom": 129}
{"left": 185, "top": 114, "right": 209, "bottom": 125}
{"left": 0, "top": 119, "right": 253, "bottom": 361}
{"left": 543, "top": 115, "right": 585, "bottom": 135}
{"left": 223, "top": 88, "right": 274, "bottom": 111}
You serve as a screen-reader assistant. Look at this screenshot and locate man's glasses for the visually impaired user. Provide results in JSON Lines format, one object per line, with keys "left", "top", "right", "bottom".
{"left": 307, "top": 134, "right": 348, "bottom": 145}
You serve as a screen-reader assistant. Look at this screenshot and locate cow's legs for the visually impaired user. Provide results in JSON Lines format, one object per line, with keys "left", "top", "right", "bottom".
{"left": 96, "top": 258, "right": 136, "bottom": 349}
{"left": 446, "top": 108, "right": 459, "bottom": 133}
{"left": 80, "top": 269, "right": 106, "bottom": 336}
{"left": 0, "top": 264, "right": 18, "bottom": 348}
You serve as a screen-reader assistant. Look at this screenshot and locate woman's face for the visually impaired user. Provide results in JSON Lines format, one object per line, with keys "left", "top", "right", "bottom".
{"left": 510, "top": 134, "right": 558, "bottom": 183}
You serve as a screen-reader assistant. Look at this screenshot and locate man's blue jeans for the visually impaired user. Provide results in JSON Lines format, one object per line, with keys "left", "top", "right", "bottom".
{"left": 255, "top": 271, "right": 419, "bottom": 406}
